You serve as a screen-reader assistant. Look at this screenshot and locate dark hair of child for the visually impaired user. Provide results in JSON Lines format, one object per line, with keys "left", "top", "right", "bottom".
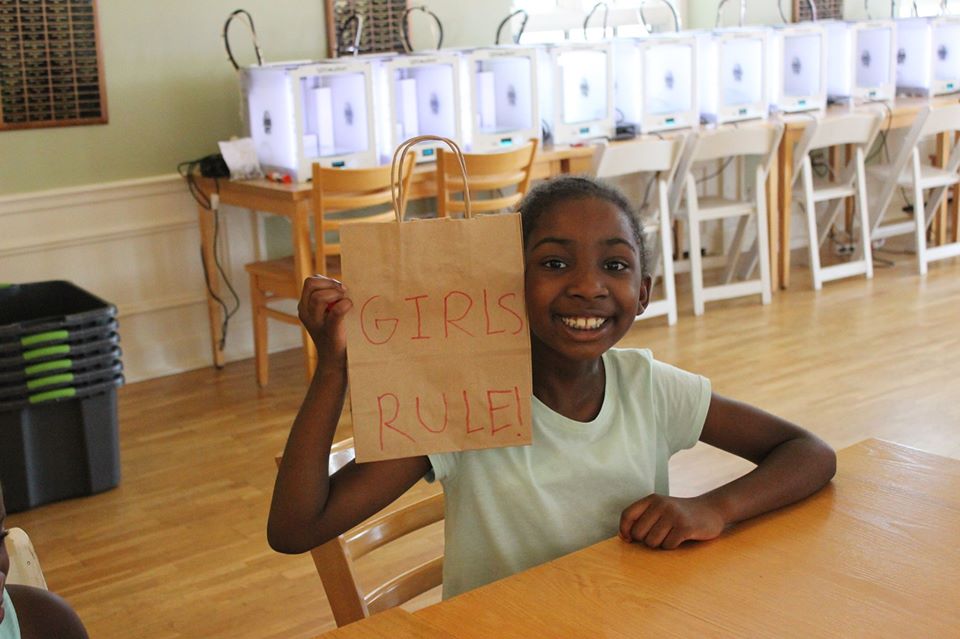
{"left": 517, "top": 175, "right": 650, "bottom": 276}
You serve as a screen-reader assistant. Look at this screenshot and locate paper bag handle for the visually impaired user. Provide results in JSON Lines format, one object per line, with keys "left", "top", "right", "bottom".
{"left": 391, "top": 135, "right": 473, "bottom": 221}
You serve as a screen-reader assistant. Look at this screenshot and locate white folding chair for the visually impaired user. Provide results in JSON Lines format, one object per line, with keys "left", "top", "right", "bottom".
{"left": 593, "top": 135, "right": 690, "bottom": 325}
{"left": 675, "top": 122, "right": 784, "bottom": 316}
{"left": 791, "top": 111, "right": 883, "bottom": 289}
{"left": 868, "top": 104, "right": 960, "bottom": 275}
{"left": 5, "top": 527, "right": 48, "bottom": 590}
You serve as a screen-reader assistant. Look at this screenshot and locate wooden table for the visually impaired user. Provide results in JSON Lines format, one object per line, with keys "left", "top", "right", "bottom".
{"left": 315, "top": 439, "right": 960, "bottom": 638}
{"left": 194, "top": 146, "right": 595, "bottom": 367}
{"left": 774, "top": 96, "right": 960, "bottom": 289}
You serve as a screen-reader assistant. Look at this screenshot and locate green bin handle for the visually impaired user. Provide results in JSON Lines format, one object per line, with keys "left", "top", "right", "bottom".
{"left": 22, "top": 344, "right": 71, "bottom": 361}
{"left": 27, "top": 373, "right": 74, "bottom": 390}
{"left": 24, "top": 359, "right": 72, "bottom": 376}
{"left": 21, "top": 330, "right": 69, "bottom": 347}
{"left": 29, "top": 387, "right": 77, "bottom": 403}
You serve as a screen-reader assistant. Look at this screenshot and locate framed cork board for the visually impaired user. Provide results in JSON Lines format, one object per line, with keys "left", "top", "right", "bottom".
{"left": 325, "top": 0, "right": 408, "bottom": 58}
{"left": 0, "top": 0, "right": 108, "bottom": 131}
{"left": 794, "top": 0, "right": 843, "bottom": 21}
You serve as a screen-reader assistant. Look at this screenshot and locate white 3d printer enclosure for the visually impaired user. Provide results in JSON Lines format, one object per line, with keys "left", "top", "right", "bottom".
{"left": 895, "top": 16, "right": 960, "bottom": 97}
{"left": 371, "top": 52, "right": 465, "bottom": 163}
{"left": 537, "top": 42, "right": 615, "bottom": 145}
{"left": 241, "top": 59, "right": 378, "bottom": 182}
{"left": 457, "top": 46, "right": 540, "bottom": 152}
{"left": 696, "top": 28, "right": 770, "bottom": 124}
{"left": 824, "top": 20, "right": 897, "bottom": 102}
{"left": 613, "top": 34, "right": 698, "bottom": 133}
{"left": 767, "top": 23, "right": 828, "bottom": 113}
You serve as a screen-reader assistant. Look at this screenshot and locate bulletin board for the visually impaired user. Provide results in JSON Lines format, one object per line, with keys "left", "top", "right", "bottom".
{"left": 0, "top": 0, "right": 108, "bottom": 131}
{"left": 794, "top": 0, "right": 843, "bottom": 21}
{"left": 325, "top": 0, "right": 408, "bottom": 58}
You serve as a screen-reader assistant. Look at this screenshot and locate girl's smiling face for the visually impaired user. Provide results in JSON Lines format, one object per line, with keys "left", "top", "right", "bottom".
{"left": 524, "top": 196, "right": 650, "bottom": 365}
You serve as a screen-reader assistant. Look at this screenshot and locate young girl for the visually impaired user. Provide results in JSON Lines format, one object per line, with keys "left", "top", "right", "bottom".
{"left": 268, "top": 176, "right": 836, "bottom": 599}
{"left": 0, "top": 485, "right": 89, "bottom": 639}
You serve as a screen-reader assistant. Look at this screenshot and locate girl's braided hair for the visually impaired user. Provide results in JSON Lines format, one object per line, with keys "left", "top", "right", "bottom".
{"left": 517, "top": 175, "right": 650, "bottom": 276}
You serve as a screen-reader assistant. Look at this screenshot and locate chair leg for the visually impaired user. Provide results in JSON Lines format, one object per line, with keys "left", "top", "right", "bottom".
{"left": 754, "top": 166, "right": 772, "bottom": 305}
{"left": 249, "top": 275, "right": 270, "bottom": 387}
{"left": 657, "top": 182, "right": 678, "bottom": 325}
{"left": 856, "top": 150, "right": 874, "bottom": 280}
{"left": 802, "top": 161, "right": 823, "bottom": 291}
{"left": 685, "top": 176, "right": 706, "bottom": 316}
{"left": 303, "top": 328, "right": 317, "bottom": 382}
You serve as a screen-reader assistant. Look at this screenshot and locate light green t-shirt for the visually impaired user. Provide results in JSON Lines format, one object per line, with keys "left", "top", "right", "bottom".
{"left": 0, "top": 589, "right": 21, "bottom": 639}
{"left": 428, "top": 348, "right": 711, "bottom": 599}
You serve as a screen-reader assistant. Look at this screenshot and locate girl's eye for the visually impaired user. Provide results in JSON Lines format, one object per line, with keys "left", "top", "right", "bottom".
{"left": 542, "top": 258, "right": 567, "bottom": 270}
{"left": 605, "top": 259, "right": 630, "bottom": 272}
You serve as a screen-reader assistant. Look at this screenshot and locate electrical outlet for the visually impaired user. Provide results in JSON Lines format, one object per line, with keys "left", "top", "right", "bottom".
{"left": 834, "top": 243, "right": 855, "bottom": 256}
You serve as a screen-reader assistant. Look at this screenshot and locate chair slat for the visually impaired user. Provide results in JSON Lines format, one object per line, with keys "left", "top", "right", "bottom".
{"left": 365, "top": 556, "right": 444, "bottom": 616}
{"left": 344, "top": 492, "right": 445, "bottom": 560}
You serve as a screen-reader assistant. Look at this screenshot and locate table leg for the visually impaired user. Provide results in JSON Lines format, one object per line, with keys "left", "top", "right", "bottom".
{"left": 935, "top": 132, "right": 949, "bottom": 245}
{"left": 777, "top": 130, "right": 795, "bottom": 290}
{"left": 291, "top": 206, "right": 318, "bottom": 379}
{"left": 198, "top": 203, "right": 226, "bottom": 368}
{"left": 766, "top": 148, "right": 779, "bottom": 293}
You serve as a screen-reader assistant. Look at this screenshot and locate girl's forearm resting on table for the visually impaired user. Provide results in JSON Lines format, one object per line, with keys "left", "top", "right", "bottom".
{"left": 696, "top": 434, "right": 837, "bottom": 527}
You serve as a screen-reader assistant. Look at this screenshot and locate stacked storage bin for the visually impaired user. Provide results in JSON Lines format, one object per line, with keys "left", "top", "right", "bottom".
{"left": 0, "top": 281, "right": 124, "bottom": 513}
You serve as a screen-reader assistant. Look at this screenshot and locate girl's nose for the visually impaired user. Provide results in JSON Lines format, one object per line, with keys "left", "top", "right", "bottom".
{"left": 566, "top": 265, "right": 608, "bottom": 299}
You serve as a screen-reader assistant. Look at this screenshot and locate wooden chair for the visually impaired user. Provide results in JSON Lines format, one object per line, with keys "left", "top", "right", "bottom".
{"left": 274, "top": 438, "right": 444, "bottom": 627}
{"left": 5, "top": 527, "right": 48, "bottom": 590}
{"left": 435, "top": 139, "right": 539, "bottom": 217}
{"left": 675, "top": 122, "right": 784, "bottom": 316}
{"left": 867, "top": 104, "right": 960, "bottom": 275}
{"left": 791, "top": 111, "right": 882, "bottom": 289}
{"left": 593, "top": 135, "right": 690, "bottom": 325}
{"left": 245, "top": 159, "right": 414, "bottom": 386}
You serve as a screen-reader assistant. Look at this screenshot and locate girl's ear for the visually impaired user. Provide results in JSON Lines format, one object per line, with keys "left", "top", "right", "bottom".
{"left": 635, "top": 275, "right": 653, "bottom": 316}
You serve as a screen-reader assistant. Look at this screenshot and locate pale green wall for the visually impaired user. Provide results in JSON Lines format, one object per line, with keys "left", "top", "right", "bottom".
{"left": 0, "top": 0, "right": 509, "bottom": 196}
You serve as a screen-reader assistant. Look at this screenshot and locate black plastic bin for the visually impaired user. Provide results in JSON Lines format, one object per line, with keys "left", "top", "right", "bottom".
{"left": 0, "top": 376, "right": 124, "bottom": 513}
{"left": 0, "top": 281, "right": 123, "bottom": 513}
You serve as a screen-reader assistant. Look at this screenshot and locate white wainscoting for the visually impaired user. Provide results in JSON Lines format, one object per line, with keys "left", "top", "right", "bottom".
{"left": 0, "top": 175, "right": 303, "bottom": 383}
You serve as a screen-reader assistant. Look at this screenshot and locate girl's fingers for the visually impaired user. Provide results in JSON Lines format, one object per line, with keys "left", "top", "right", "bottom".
{"left": 642, "top": 518, "right": 673, "bottom": 549}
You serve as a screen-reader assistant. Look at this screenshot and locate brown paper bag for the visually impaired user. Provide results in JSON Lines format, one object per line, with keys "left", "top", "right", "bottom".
{"left": 340, "top": 136, "right": 533, "bottom": 462}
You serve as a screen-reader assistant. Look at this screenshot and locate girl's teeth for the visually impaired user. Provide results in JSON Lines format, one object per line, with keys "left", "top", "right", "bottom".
{"left": 562, "top": 316, "right": 607, "bottom": 330}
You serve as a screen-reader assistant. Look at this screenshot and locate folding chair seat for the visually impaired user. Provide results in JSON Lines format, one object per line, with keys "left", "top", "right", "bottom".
{"left": 592, "top": 135, "right": 690, "bottom": 325}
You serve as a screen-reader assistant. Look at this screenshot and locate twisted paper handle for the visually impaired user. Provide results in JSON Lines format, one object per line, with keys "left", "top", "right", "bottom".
{"left": 391, "top": 135, "right": 472, "bottom": 222}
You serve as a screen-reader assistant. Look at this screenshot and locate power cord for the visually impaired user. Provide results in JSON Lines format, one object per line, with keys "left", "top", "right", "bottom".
{"left": 400, "top": 6, "right": 444, "bottom": 53}
{"left": 222, "top": 9, "right": 264, "bottom": 71}
{"left": 495, "top": 9, "right": 528, "bottom": 45}
{"left": 177, "top": 158, "right": 241, "bottom": 358}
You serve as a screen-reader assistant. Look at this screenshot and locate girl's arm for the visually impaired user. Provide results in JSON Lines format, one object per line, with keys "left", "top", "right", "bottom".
{"left": 619, "top": 392, "right": 836, "bottom": 549}
{"left": 267, "top": 276, "right": 430, "bottom": 554}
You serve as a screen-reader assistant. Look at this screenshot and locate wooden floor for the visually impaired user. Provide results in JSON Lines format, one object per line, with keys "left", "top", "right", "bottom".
{"left": 7, "top": 249, "right": 960, "bottom": 639}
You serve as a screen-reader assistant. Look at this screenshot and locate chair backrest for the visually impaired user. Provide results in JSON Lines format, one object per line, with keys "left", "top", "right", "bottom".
{"left": 670, "top": 121, "right": 784, "bottom": 212}
{"left": 5, "top": 527, "right": 48, "bottom": 590}
{"left": 311, "top": 156, "right": 416, "bottom": 273}
{"left": 274, "top": 437, "right": 444, "bottom": 627}
{"left": 918, "top": 103, "right": 960, "bottom": 140}
{"left": 436, "top": 139, "right": 539, "bottom": 217}
{"left": 593, "top": 134, "right": 689, "bottom": 183}
{"left": 790, "top": 111, "right": 883, "bottom": 189}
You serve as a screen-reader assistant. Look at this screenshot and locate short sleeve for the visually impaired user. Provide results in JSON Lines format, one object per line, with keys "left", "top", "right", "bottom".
{"left": 651, "top": 359, "right": 712, "bottom": 454}
{"left": 426, "top": 450, "right": 460, "bottom": 483}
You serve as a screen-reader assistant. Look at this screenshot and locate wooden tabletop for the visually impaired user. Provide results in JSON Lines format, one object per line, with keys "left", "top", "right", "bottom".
{"left": 315, "top": 439, "right": 960, "bottom": 638}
